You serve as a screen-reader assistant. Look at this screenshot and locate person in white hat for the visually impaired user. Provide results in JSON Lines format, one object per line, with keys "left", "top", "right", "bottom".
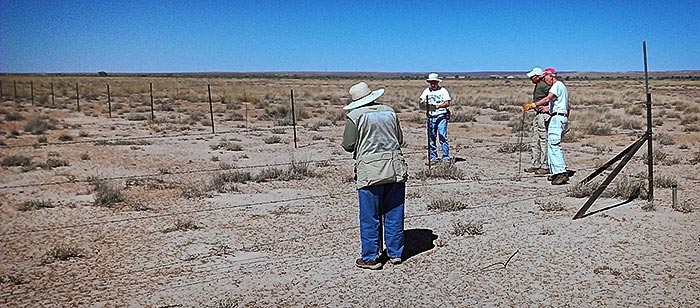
{"left": 419, "top": 73, "right": 452, "bottom": 163}
{"left": 523, "top": 67, "right": 552, "bottom": 175}
{"left": 341, "top": 82, "right": 408, "bottom": 270}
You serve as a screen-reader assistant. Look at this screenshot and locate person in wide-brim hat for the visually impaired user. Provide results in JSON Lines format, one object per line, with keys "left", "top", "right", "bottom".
{"left": 341, "top": 81, "right": 407, "bottom": 270}
{"left": 343, "top": 82, "right": 385, "bottom": 110}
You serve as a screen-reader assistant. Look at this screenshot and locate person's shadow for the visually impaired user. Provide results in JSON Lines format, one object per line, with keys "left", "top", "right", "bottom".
{"left": 402, "top": 228, "right": 438, "bottom": 261}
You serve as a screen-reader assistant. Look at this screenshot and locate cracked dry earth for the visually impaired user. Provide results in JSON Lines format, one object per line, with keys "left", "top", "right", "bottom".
{"left": 1, "top": 80, "right": 699, "bottom": 307}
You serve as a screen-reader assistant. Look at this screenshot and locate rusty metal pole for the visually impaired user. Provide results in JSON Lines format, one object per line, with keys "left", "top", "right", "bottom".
{"left": 643, "top": 41, "right": 654, "bottom": 202}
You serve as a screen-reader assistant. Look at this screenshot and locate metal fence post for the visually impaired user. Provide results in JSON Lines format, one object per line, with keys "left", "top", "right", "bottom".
{"left": 30, "top": 81, "right": 35, "bottom": 106}
{"left": 75, "top": 83, "right": 80, "bottom": 111}
{"left": 14, "top": 80, "right": 17, "bottom": 101}
{"left": 290, "top": 89, "right": 298, "bottom": 148}
{"left": 149, "top": 82, "right": 155, "bottom": 121}
{"left": 107, "top": 84, "right": 112, "bottom": 118}
{"left": 208, "top": 84, "right": 215, "bottom": 134}
{"left": 51, "top": 82, "right": 55, "bottom": 105}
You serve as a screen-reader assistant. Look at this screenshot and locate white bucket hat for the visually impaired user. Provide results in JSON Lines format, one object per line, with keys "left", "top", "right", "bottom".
{"left": 426, "top": 73, "right": 442, "bottom": 82}
{"left": 343, "top": 82, "right": 385, "bottom": 110}
{"left": 526, "top": 67, "right": 543, "bottom": 78}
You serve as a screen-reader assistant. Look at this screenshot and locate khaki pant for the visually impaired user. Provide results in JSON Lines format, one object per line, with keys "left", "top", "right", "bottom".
{"left": 531, "top": 113, "right": 551, "bottom": 169}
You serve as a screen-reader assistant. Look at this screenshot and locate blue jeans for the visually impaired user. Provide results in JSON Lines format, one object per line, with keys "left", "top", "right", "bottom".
{"left": 428, "top": 115, "right": 450, "bottom": 161}
{"left": 358, "top": 182, "right": 405, "bottom": 262}
{"left": 547, "top": 115, "right": 568, "bottom": 175}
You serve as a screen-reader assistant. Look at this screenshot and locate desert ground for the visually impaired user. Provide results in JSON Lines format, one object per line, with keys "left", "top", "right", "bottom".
{"left": 1, "top": 75, "right": 699, "bottom": 307}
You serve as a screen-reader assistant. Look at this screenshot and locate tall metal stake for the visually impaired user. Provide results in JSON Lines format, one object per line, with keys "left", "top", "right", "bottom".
{"left": 517, "top": 110, "right": 526, "bottom": 181}
{"left": 643, "top": 41, "right": 654, "bottom": 201}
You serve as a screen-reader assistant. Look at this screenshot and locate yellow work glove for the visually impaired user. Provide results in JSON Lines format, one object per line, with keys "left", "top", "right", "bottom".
{"left": 522, "top": 103, "right": 536, "bottom": 111}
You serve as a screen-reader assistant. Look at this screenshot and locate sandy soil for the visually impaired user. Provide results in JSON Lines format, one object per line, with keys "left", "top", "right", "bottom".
{"left": 1, "top": 81, "right": 699, "bottom": 307}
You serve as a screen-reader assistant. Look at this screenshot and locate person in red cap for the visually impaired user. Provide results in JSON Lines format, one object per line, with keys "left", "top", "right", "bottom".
{"left": 531, "top": 67, "right": 571, "bottom": 185}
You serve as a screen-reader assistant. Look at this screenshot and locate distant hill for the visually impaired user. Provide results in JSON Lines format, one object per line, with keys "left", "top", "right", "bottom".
{"left": 2, "top": 70, "right": 699, "bottom": 80}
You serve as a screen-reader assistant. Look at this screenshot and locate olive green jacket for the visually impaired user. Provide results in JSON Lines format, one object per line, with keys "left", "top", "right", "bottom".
{"left": 341, "top": 104, "right": 408, "bottom": 189}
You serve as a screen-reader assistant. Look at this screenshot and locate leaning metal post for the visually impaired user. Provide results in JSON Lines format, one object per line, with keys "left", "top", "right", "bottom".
{"left": 572, "top": 41, "right": 655, "bottom": 219}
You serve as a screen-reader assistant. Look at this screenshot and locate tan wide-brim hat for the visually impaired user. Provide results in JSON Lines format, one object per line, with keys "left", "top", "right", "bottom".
{"left": 343, "top": 82, "right": 385, "bottom": 110}
{"left": 426, "top": 73, "right": 442, "bottom": 82}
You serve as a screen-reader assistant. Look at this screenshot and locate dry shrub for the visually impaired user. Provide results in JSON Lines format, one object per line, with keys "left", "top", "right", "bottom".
{"left": 1, "top": 155, "right": 33, "bottom": 167}
{"left": 535, "top": 199, "right": 565, "bottom": 212}
{"left": 210, "top": 141, "right": 243, "bottom": 151}
{"left": 92, "top": 180, "right": 123, "bottom": 207}
{"left": 642, "top": 148, "right": 668, "bottom": 165}
{"left": 163, "top": 218, "right": 201, "bottom": 233}
{"left": 654, "top": 132, "right": 675, "bottom": 145}
{"left": 673, "top": 200, "right": 693, "bottom": 213}
{"left": 654, "top": 174, "right": 678, "bottom": 188}
{"left": 264, "top": 135, "right": 282, "bottom": 144}
{"left": 23, "top": 116, "right": 56, "bottom": 134}
{"left": 497, "top": 142, "right": 528, "bottom": 154}
{"left": 17, "top": 200, "right": 55, "bottom": 211}
{"left": 450, "top": 109, "right": 479, "bottom": 123}
{"left": 414, "top": 162, "right": 465, "bottom": 180}
{"left": 567, "top": 181, "right": 599, "bottom": 198}
{"left": 428, "top": 197, "right": 469, "bottom": 212}
{"left": 210, "top": 171, "right": 251, "bottom": 192}
{"left": 603, "top": 176, "right": 647, "bottom": 200}
{"left": 180, "top": 182, "right": 211, "bottom": 199}
{"left": 690, "top": 152, "right": 700, "bottom": 165}
{"left": 451, "top": 220, "right": 483, "bottom": 236}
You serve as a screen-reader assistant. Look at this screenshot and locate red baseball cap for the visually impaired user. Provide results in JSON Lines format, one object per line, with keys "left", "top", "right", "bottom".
{"left": 542, "top": 67, "right": 557, "bottom": 76}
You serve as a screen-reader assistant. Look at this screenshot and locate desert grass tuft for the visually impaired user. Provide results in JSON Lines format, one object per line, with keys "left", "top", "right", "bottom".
{"left": 672, "top": 200, "right": 693, "bottom": 213}
{"left": 44, "top": 244, "right": 85, "bottom": 263}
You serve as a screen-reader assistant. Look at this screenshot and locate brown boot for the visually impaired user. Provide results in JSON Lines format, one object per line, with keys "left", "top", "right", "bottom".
{"left": 551, "top": 173, "right": 569, "bottom": 185}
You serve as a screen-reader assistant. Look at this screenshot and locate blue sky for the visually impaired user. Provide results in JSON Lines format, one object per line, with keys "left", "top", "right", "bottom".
{"left": 1, "top": 0, "right": 698, "bottom": 73}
